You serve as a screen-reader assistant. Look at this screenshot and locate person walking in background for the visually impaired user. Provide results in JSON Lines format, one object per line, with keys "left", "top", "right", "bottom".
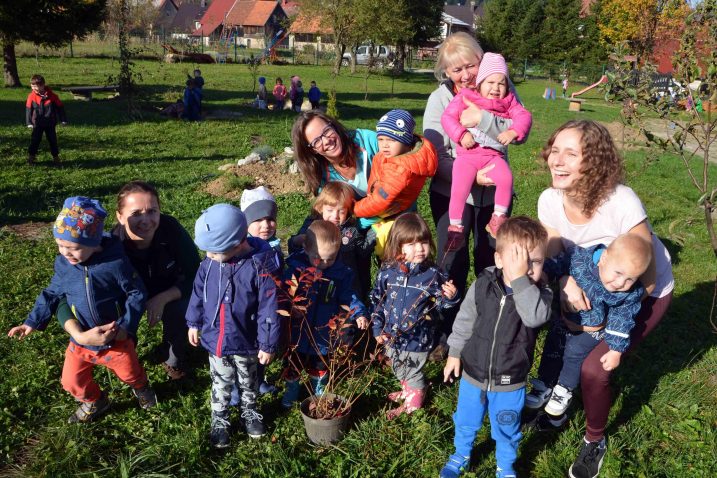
{"left": 25, "top": 74, "right": 67, "bottom": 165}
{"left": 308, "top": 80, "right": 321, "bottom": 109}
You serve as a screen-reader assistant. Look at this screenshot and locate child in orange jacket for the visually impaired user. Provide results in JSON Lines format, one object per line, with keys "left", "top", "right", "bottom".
{"left": 354, "top": 109, "right": 438, "bottom": 256}
{"left": 25, "top": 74, "right": 67, "bottom": 165}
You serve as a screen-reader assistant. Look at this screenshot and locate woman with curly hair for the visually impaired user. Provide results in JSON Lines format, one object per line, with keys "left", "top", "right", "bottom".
{"left": 535, "top": 120, "right": 674, "bottom": 478}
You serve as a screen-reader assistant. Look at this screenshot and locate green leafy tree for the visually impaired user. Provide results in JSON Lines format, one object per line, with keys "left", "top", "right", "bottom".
{"left": 397, "top": 0, "right": 444, "bottom": 72}
{"left": 477, "top": 0, "right": 512, "bottom": 55}
{"left": 1, "top": 0, "right": 107, "bottom": 87}
{"left": 540, "top": 0, "right": 588, "bottom": 64}
{"left": 512, "top": 0, "right": 546, "bottom": 60}
{"left": 299, "top": 0, "right": 357, "bottom": 75}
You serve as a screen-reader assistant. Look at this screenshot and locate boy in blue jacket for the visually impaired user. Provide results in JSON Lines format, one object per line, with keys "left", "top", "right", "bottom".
{"left": 7, "top": 196, "right": 153, "bottom": 424}
{"left": 281, "top": 220, "right": 368, "bottom": 408}
{"left": 525, "top": 233, "right": 652, "bottom": 417}
{"left": 186, "top": 204, "right": 281, "bottom": 448}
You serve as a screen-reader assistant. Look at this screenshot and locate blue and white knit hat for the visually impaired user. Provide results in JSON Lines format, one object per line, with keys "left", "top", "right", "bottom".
{"left": 240, "top": 186, "right": 277, "bottom": 224}
{"left": 53, "top": 196, "right": 107, "bottom": 247}
{"left": 194, "top": 203, "right": 248, "bottom": 252}
{"left": 376, "top": 109, "right": 416, "bottom": 146}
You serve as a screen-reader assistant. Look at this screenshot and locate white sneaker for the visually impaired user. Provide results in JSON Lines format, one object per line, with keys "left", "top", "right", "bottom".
{"left": 525, "top": 378, "right": 552, "bottom": 409}
{"left": 545, "top": 384, "right": 573, "bottom": 416}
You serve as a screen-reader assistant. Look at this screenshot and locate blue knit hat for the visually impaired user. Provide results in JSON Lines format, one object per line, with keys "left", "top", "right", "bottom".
{"left": 53, "top": 196, "right": 107, "bottom": 247}
{"left": 194, "top": 203, "right": 247, "bottom": 252}
{"left": 376, "top": 109, "right": 415, "bottom": 145}
{"left": 258, "top": 76, "right": 266, "bottom": 85}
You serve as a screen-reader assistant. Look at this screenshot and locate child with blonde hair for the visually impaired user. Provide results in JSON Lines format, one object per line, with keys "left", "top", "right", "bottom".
{"left": 371, "top": 212, "right": 459, "bottom": 419}
{"left": 288, "top": 181, "right": 374, "bottom": 298}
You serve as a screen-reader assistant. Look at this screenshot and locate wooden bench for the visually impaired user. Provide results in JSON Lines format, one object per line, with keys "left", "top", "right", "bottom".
{"left": 568, "top": 97, "right": 585, "bottom": 112}
{"left": 62, "top": 85, "right": 119, "bottom": 101}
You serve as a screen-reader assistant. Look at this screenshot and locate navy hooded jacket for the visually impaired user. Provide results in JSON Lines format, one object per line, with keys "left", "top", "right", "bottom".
{"left": 185, "top": 237, "right": 281, "bottom": 357}
{"left": 371, "top": 261, "right": 459, "bottom": 352}
{"left": 24, "top": 235, "right": 147, "bottom": 351}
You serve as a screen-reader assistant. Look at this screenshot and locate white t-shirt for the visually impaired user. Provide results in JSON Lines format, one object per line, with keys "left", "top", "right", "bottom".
{"left": 538, "top": 184, "right": 674, "bottom": 298}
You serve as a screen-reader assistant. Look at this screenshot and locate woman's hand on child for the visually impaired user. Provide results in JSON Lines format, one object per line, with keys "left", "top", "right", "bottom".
{"left": 460, "top": 131, "right": 476, "bottom": 149}
{"left": 502, "top": 244, "right": 529, "bottom": 283}
{"left": 559, "top": 275, "right": 592, "bottom": 315}
{"left": 258, "top": 350, "right": 274, "bottom": 365}
{"left": 497, "top": 129, "right": 518, "bottom": 146}
{"left": 476, "top": 164, "right": 496, "bottom": 187}
{"left": 443, "top": 356, "right": 462, "bottom": 383}
{"left": 356, "top": 316, "right": 369, "bottom": 330}
{"left": 7, "top": 324, "right": 34, "bottom": 339}
{"left": 188, "top": 328, "right": 200, "bottom": 347}
{"left": 442, "top": 280, "right": 457, "bottom": 300}
{"left": 460, "top": 96, "right": 483, "bottom": 128}
{"left": 600, "top": 350, "right": 622, "bottom": 371}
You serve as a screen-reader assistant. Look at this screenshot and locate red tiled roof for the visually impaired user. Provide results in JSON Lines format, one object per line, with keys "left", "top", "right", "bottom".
{"left": 192, "top": 0, "right": 237, "bottom": 36}
{"left": 289, "top": 11, "right": 333, "bottom": 34}
{"left": 226, "top": 1, "right": 283, "bottom": 27}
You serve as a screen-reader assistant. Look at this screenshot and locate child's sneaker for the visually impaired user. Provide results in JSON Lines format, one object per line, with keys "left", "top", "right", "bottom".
{"left": 241, "top": 406, "right": 266, "bottom": 438}
{"left": 485, "top": 214, "right": 507, "bottom": 238}
{"left": 445, "top": 225, "right": 465, "bottom": 253}
{"left": 133, "top": 384, "right": 158, "bottom": 409}
{"left": 161, "top": 362, "right": 187, "bottom": 381}
{"left": 209, "top": 423, "right": 230, "bottom": 449}
{"left": 439, "top": 453, "right": 470, "bottom": 478}
{"left": 569, "top": 437, "right": 607, "bottom": 478}
{"left": 68, "top": 392, "right": 111, "bottom": 424}
{"left": 545, "top": 384, "right": 572, "bottom": 416}
{"left": 259, "top": 381, "right": 277, "bottom": 395}
{"left": 525, "top": 378, "right": 552, "bottom": 409}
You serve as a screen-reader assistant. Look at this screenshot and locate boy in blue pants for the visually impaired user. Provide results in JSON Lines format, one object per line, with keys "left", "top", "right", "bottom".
{"left": 440, "top": 217, "right": 554, "bottom": 478}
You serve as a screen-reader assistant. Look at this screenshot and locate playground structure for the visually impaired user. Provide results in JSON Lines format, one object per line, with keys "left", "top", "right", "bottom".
{"left": 263, "top": 28, "right": 289, "bottom": 64}
{"left": 571, "top": 75, "right": 608, "bottom": 98}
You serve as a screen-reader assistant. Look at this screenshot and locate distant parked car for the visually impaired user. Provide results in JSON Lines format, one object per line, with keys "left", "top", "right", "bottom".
{"left": 342, "top": 45, "right": 392, "bottom": 68}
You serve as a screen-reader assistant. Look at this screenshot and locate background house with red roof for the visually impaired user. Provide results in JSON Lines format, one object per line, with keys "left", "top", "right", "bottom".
{"left": 192, "top": 0, "right": 237, "bottom": 40}
{"left": 288, "top": 10, "right": 334, "bottom": 52}
{"left": 224, "top": 0, "right": 288, "bottom": 49}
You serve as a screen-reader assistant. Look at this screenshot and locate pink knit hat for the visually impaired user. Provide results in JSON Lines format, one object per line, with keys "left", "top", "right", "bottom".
{"left": 475, "top": 52, "right": 509, "bottom": 88}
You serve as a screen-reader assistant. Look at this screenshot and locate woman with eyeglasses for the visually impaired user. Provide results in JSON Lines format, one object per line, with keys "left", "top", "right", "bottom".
{"left": 291, "top": 110, "right": 380, "bottom": 228}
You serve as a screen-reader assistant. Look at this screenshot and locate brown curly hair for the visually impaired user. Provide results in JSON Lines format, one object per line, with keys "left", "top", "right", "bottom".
{"left": 541, "top": 120, "right": 624, "bottom": 218}
{"left": 291, "top": 111, "right": 359, "bottom": 196}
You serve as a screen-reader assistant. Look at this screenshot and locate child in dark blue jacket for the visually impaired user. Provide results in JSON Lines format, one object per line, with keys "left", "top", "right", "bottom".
{"left": 526, "top": 233, "right": 652, "bottom": 417}
{"left": 371, "top": 212, "right": 459, "bottom": 419}
{"left": 7, "top": 196, "right": 153, "bottom": 424}
{"left": 186, "top": 204, "right": 281, "bottom": 448}
{"left": 281, "top": 220, "right": 368, "bottom": 408}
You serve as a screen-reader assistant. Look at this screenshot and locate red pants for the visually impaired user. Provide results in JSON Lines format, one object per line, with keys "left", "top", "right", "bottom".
{"left": 581, "top": 293, "right": 673, "bottom": 441}
{"left": 61, "top": 339, "right": 148, "bottom": 403}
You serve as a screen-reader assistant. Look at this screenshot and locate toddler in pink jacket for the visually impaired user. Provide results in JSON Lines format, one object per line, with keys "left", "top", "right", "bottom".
{"left": 441, "top": 53, "right": 532, "bottom": 243}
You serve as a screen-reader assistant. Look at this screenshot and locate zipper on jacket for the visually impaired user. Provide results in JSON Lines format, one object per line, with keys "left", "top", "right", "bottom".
{"left": 214, "top": 263, "right": 227, "bottom": 357}
{"left": 487, "top": 294, "right": 506, "bottom": 392}
{"left": 84, "top": 266, "right": 101, "bottom": 328}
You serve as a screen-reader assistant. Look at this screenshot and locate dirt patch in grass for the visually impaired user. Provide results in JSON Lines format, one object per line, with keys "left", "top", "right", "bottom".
{"left": 1, "top": 222, "right": 53, "bottom": 241}
{"left": 205, "top": 161, "right": 306, "bottom": 199}
{"left": 603, "top": 121, "right": 646, "bottom": 150}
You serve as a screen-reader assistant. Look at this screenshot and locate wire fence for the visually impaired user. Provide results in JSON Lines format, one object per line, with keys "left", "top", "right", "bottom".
{"left": 13, "top": 36, "right": 606, "bottom": 81}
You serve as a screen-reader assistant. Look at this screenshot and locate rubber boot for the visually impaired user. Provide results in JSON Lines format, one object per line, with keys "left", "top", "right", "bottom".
{"left": 386, "top": 384, "right": 426, "bottom": 420}
{"left": 387, "top": 380, "right": 407, "bottom": 403}
{"left": 281, "top": 378, "right": 301, "bottom": 408}
{"left": 308, "top": 371, "right": 328, "bottom": 397}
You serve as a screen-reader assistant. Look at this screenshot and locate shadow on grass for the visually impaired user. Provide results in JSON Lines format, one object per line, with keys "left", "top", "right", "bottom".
{"left": 517, "top": 279, "right": 717, "bottom": 476}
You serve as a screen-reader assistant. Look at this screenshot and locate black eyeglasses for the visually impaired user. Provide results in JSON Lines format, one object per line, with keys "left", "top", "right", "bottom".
{"left": 308, "top": 125, "right": 336, "bottom": 150}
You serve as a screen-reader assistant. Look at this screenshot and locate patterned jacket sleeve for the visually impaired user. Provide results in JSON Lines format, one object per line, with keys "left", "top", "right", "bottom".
{"left": 338, "top": 268, "right": 367, "bottom": 321}
{"left": 604, "top": 288, "right": 644, "bottom": 353}
{"left": 543, "top": 249, "right": 573, "bottom": 281}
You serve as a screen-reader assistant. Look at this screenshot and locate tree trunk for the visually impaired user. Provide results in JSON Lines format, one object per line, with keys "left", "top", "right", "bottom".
{"left": 393, "top": 43, "right": 406, "bottom": 75}
{"left": 332, "top": 42, "right": 345, "bottom": 76}
{"left": 3, "top": 41, "right": 21, "bottom": 87}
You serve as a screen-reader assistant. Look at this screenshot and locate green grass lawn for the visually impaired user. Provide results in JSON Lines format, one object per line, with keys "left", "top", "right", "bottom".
{"left": 1, "top": 56, "right": 716, "bottom": 477}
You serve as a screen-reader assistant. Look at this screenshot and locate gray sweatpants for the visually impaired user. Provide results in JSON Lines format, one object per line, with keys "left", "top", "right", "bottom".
{"left": 386, "top": 347, "right": 429, "bottom": 389}
{"left": 208, "top": 354, "right": 258, "bottom": 426}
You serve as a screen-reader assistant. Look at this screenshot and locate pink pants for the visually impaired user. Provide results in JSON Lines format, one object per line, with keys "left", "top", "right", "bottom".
{"left": 449, "top": 149, "right": 513, "bottom": 223}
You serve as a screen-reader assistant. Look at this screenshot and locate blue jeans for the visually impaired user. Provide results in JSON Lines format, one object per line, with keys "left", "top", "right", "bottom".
{"left": 452, "top": 379, "right": 524, "bottom": 474}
